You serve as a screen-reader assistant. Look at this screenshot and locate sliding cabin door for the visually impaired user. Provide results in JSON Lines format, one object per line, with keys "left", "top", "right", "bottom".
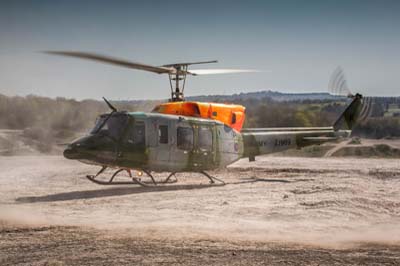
{"left": 192, "top": 124, "right": 216, "bottom": 170}
{"left": 155, "top": 120, "right": 172, "bottom": 168}
{"left": 169, "top": 121, "right": 216, "bottom": 172}
{"left": 168, "top": 120, "right": 194, "bottom": 171}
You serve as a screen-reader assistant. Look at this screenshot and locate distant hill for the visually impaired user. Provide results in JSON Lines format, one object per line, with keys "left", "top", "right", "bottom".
{"left": 117, "top": 91, "right": 400, "bottom": 117}
{"left": 185, "top": 90, "right": 341, "bottom": 102}
{"left": 117, "top": 90, "right": 343, "bottom": 107}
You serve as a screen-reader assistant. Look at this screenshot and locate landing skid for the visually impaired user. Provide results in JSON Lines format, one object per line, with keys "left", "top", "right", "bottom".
{"left": 161, "top": 171, "right": 224, "bottom": 185}
{"left": 86, "top": 166, "right": 177, "bottom": 187}
{"left": 85, "top": 167, "right": 224, "bottom": 186}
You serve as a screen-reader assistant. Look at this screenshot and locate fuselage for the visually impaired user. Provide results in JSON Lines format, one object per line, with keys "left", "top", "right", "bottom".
{"left": 64, "top": 112, "right": 244, "bottom": 172}
{"left": 64, "top": 111, "right": 351, "bottom": 173}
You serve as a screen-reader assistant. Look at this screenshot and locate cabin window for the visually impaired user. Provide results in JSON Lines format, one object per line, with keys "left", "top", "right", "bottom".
{"left": 177, "top": 127, "right": 193, "bottom": 150}
{"left": 158, "top": 125, "right": 168, "bottom": 144}
{"left": 198, "top": 126, "right": 212, "bottom": 151}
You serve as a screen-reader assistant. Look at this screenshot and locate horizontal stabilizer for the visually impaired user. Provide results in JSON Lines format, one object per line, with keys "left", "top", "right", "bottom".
{"left": 300, "top": 131, "right": 350, "bottom": 146}
{"left": 302, "top": 137, "right": 339, "bottom": 141}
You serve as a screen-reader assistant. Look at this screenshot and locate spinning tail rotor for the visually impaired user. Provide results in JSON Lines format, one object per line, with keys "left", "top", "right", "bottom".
{"left": 329, "top": 67, "right": 373, "bottom": 129}
{"left": 328, "top": 66, "right": 352, "bottom": 97}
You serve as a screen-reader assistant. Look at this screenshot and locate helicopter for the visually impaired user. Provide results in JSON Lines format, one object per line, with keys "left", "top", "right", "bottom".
{"left": 46, "top": 51, "right": 369, "bottom": 186}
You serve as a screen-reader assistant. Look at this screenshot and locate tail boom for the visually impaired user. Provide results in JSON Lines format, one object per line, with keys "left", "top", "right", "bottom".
{"left": 242, "top": 128, "right": 350, "bottom": 161}
{"left": 241, "top": 93, "right": 364, "bottom": 161}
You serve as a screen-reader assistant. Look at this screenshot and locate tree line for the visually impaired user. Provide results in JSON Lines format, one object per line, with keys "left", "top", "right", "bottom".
{"left": 0, "top": 94, "right": 399, "bottom": 143}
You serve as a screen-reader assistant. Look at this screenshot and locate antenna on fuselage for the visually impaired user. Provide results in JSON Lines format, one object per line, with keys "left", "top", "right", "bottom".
{"left": 102, "top": 97, "right": 117, "bottom": 112}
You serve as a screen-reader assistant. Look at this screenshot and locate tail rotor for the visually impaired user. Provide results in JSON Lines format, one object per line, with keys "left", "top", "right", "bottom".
{"left": 329, "top": 67, "right": 373, "bottom": 130}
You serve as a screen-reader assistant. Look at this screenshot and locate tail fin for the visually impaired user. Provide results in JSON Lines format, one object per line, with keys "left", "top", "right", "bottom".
{"left": 333, "top": 93, "right": 364, "bottom": 131}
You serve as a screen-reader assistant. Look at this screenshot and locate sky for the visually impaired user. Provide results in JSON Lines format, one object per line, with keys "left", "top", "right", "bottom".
{"left": 0, "top": 0, "right": 399, "bottom": 100}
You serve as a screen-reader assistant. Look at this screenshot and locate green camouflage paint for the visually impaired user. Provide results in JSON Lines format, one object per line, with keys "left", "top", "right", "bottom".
{"left": 64, "top": 94, "right": 364, "bottom": 172}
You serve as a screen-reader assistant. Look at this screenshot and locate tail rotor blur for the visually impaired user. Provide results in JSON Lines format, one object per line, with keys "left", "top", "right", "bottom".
{"left": 329, "top": 67, "right": 373, "bottom": 127}
{"left": 328, "top": 66, "right": 352, "bottom": 97}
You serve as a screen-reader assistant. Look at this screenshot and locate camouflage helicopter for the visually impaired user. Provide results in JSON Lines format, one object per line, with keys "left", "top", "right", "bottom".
{"left": 47, "top": 51, "right": 368, "bottom": 186}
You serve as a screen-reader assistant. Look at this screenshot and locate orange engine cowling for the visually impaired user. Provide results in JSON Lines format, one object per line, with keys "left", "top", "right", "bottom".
{"left": 152, "top": 101, "right": 246, "bottom": 131}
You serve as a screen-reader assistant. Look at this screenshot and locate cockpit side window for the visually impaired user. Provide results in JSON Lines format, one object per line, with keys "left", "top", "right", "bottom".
{"left": 177, "top": 126, "right": 194, "bottom": 151}
{"left": 91, "top": 114, "right": 128, "bottom": 139}
{"left": 91, "top": 116, "right": 106, "bottom": 134}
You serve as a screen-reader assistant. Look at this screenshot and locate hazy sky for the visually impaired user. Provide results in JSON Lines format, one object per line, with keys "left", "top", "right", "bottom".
{"left": 0, "top": 0, "right": 399, "bottom": 100}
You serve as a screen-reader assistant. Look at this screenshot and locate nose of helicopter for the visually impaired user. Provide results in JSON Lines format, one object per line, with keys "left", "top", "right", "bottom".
{"left": 63, "top": 145, "right": 80, "bottom": 159}
{"left": 63, "top": 143, "right": 85, "bottom": 160}
{"left": 63, "top": 136, "right": 93, "bottom": 160}
{"left": 63, "top": 134, "right": 116, "bottom": 161}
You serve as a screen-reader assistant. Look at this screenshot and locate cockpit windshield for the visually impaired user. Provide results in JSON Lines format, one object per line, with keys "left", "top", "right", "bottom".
{"left": 90, "top": 114, "right": 128, "bottom": 139}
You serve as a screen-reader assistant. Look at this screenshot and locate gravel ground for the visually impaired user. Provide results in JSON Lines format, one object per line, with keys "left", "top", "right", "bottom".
{"left": 0, "top": 155, "right": 399, "bottom": 265}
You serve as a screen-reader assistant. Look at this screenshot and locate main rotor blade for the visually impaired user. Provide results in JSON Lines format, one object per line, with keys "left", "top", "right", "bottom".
{"left": 162, "top": 60, "right": 218, "bottom": 67}
{"left": 188, "top": 69, "right": 261, "bottom": 75}
{"left": 44, "top": 51, "right": 173, "bottom": 74}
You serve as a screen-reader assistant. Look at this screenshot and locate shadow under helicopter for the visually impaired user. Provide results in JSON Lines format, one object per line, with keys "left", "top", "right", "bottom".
{"left": 15, "top": 177, "right": 313, "bottom": 203}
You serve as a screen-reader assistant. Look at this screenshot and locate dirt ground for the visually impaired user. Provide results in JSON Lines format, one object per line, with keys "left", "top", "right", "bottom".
{"left": 1, "top": 155, "right": 400, "bottom": 265}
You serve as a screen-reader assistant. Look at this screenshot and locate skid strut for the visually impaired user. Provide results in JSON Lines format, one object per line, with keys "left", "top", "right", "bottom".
{"left": 86, "top": 166, "right": 148, "bottom": 186}
{"left": 107, "top": 169, "right": 148, "bottom": 186}
{"left": 200, "top": 171, "right": 225, "bottom": 185}
{"left": 164, "top": 172, "right": 178, "bottom": 183}
{"left": 142, "top": 169, "right": 157, "bottom": 185}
